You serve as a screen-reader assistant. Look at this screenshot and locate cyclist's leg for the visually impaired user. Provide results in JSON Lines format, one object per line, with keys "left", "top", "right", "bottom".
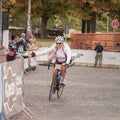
{"left": 51, "top": 68, "right": 57, "bottom": 88}
{"left": 61, "top": 66, "right": 66, "bottom": 84}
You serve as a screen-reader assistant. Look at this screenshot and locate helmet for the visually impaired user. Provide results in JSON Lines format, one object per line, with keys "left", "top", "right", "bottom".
{"left": 55, "top": 36, "right": 64, "bottom": 43}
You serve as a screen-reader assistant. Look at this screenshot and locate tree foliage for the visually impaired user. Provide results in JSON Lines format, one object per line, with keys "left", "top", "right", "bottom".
{"left": 2, "top": 0, "right": 120, "bottom": 37}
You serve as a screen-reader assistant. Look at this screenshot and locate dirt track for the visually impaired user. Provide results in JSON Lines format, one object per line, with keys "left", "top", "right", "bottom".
{"left": 10, "top": 65, "right": 120, "bottom": 120}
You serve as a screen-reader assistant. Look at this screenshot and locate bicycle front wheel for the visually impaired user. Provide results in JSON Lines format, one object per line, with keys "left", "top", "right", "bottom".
{"left": 57, "top": 85, "right": 64, "bottom": 98}
{"left": 49, "top": 87, "right": 54, "bottom": 101}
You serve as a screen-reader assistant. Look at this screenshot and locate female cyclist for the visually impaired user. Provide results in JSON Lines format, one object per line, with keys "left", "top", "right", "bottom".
{"left": 37, "top": 36, "right": 72, "bottom": 85}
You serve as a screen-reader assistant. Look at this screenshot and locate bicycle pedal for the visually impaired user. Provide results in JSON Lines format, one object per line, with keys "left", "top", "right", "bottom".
{"left": 52, "top": 90, "right": 55, "bottom": 94}
{"left": 51, "top": 88, "right": 55, "bottom": 94}
{"left": 61, "top": 83, "right": 65, "bottom": 87}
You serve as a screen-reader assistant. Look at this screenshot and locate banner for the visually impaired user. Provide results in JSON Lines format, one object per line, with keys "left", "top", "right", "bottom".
{"left": 0, "top": 64, "right": 2, "bottom": 113}
{"left": 26, "top": 0, "right": 32, "bottom": 40}
{"left": 2, "top": 59, "right": 24, "bottom": 119}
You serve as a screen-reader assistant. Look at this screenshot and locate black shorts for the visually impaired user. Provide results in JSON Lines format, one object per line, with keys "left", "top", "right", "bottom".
{"left": 23, "top": 56, "right": 28, "bottom": 59}
{"left": 55, "top": 61, "right": 66, "bottom": 65}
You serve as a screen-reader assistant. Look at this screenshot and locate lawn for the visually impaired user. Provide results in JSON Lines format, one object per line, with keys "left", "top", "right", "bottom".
{"left": 36, "top": 38, "right": 70, "bottom": 47}
{"left": 36, "top": 38, "right": 55, "bottom": 47}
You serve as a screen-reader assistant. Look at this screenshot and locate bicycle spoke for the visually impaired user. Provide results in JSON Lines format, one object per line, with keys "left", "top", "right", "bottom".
{"left": 57, "top": 85, "right": 64, "bottom": 98}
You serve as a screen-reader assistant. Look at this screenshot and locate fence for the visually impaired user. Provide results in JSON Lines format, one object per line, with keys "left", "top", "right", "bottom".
{"left": 71, "top": 33, "right": 120, "bottom": 52}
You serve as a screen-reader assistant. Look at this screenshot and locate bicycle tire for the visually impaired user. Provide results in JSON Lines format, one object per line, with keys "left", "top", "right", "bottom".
{"left": 49, "top": 88, "right": 53, "bottom": 101}
{"left": 57, "top": 84, "right": 64, "bottom": 98}
{"left": 56, "top": 70, "right": 64, "bottom": 98}
{"left": 49, "top": 86, "right": 55, "bottom": 101}
{"left": 49, "top": 71, "right": 58, "bottom": 101}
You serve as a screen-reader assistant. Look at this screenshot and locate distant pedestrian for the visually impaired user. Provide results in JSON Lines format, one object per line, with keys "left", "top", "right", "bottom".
{"left": 94, "top": 42, "right": 104, "bottom": 67}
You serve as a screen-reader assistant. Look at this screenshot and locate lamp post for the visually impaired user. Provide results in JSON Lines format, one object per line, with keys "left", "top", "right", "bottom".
{"left": 106, "top": 13, "right": 109, "bottom": 33}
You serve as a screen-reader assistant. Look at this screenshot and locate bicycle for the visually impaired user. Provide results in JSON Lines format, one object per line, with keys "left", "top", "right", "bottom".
{"left": 48, "top": 61, "right": 74, "bottom": 101}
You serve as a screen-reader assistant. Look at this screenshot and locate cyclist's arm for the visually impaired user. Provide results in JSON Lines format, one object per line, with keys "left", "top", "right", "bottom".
{"left": 64, "top": 44, "right": 72, "bottom": 64}
{"left": 36, "top": 44, "right": 56, "bottom": 56}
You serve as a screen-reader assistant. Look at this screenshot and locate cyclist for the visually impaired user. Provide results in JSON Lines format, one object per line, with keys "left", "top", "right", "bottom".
{"left": 37, "top": 36, "right": 72, "bottom": 85}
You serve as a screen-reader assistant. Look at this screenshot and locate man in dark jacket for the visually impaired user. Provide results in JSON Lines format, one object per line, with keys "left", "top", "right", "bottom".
{"left": 94, "top": 42, "right": 104, "bottom": 67}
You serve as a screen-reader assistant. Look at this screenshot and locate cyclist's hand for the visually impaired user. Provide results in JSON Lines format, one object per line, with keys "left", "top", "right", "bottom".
{"left": 47, "top": 60, "right": 51, "bottom": 69}
{"left": 65, "top": 63, "right": 69, "bottom": 68}
{"left": 61, "top": 62, "right": 66, "bottom": 66}
{"left": 47, "top": 59, "right": 51, "bottom": 64}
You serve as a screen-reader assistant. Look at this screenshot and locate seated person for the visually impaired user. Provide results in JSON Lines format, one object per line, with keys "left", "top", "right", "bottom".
{"left": 17, "top": 38, "right": 27, "bottom": 53}
{"left": 6, "top": 46, "right": 16, "bottom": 62}
{"left": 27, "top": 37, "right": 39, "bottom": 51}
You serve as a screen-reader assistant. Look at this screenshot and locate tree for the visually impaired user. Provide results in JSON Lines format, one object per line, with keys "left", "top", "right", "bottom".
{"left": 69, "top": 0, "right": 119, "bottom": 33}
{"left": 32, "top": 0, "right": 70, "bottom": 38}
{"left": 2, "top": 0, "right": 120, "bottom": 36}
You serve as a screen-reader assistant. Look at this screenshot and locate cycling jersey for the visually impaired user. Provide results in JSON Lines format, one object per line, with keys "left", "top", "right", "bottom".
{"left": 36, "top": 43, "right": 71, "bottom": 64}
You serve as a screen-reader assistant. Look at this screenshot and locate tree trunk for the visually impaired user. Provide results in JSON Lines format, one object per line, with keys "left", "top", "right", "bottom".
{"left": 87, "top": 20, "right": 90, "bottom": 33}
{"left": 81, "top": 20, "right": 86, "bottom": 33}
{"left": 40, "top": 15, "right": 49, "bottom": 38}
{"left": 90, "top": 12, "right": 97, "bottom": 33}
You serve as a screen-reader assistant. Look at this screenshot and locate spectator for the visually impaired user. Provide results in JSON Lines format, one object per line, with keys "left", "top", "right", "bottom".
{"left": 27, "top": 37, "right": 38, "bottom": 51}
{"left": 6, "top": 45, "right": 16, "bottom": 62}
{"left": 94, "top": 42, "right": 104, "bottom": 67}
{"left": 17, "top": 33, "right": 27, "bottom": 53}
{"left": 9, "top": 36, "right": 19, "bottom": 51}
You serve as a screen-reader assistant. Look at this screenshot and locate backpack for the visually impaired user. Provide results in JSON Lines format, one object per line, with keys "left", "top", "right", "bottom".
{"left": 54, "top": 45, "right": 67, "bottom": 62}
{"left": 6, "top": 51, "right": 16, "bottom": 61}
{"left": 17, "top": 39, "right": 27, "bottom": 53}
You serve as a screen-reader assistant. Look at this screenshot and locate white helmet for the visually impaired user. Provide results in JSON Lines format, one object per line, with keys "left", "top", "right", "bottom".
{"left": 55, "top": 36, "right": 64, "bottom": 43}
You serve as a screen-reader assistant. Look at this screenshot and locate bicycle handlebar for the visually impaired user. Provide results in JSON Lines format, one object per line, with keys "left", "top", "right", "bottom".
{"left": 47, "top": 62, "right": 74, "bottom": 70}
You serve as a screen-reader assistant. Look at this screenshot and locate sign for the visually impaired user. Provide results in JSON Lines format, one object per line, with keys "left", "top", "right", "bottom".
{"left": 2, "top": 59, "right": 24, "bottom": 119}
{"left": 111, "top": 19, "right": 119, "bottom": 29}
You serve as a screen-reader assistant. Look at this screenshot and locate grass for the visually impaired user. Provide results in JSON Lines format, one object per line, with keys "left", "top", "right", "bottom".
{"left": 36, "top": 38, "right": 70, "bottom": 47}
{"left": 36, "top": 38, "right": 55, "bottom": 47}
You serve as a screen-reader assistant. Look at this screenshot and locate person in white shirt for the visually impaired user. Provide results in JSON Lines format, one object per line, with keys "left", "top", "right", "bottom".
{"left": 37, "top": 36, "right": 72, "bottom": 85}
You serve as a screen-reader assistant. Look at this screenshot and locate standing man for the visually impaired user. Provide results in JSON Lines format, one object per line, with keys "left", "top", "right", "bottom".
{"left": 94, "top": 42, "right": 104, "bottom": 67}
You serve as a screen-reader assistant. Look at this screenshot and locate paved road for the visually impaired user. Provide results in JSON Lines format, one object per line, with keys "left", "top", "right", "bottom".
{"left": 10, "top": 65, "right": 120, "bottom": 120}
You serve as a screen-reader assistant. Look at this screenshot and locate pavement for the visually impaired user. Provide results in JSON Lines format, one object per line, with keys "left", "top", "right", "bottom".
{"left": 10, "top": 64, "right": 120, "bottom": 120}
